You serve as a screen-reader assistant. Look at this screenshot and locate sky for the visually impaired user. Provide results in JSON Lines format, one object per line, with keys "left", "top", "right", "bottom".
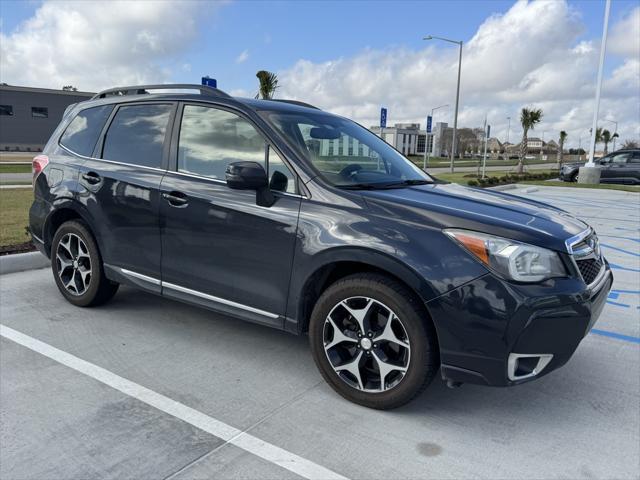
{"left": 1, "top": 0, "right": 638, "bottom": 148}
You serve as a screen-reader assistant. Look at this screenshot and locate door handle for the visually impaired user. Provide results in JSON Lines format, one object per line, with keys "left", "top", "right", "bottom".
{"left": 162, "top": 191, "right": 188, "bottom": 207}
{"left": 81, "top": 172, "right": 101, "bottom": 185}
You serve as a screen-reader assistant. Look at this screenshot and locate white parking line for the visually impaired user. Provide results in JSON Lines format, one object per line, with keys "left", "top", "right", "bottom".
{"left": 0, "top": 324, "right": 348, "bottom": 480}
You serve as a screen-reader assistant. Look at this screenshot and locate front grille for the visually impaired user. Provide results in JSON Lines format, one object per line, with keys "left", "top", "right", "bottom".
{"left": 576, "top": 257, "right": 602, "bottom": 285}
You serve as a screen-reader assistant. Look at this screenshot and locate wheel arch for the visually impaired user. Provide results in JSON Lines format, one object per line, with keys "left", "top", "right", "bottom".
{"left": 43, "top": 200, "right": 99, "bottom": 256}
{"left": 289, "top": 247, "right": 440, "bottom": 337}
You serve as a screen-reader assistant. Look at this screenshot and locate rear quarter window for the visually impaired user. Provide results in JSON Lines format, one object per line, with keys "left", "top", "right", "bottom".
{"left": 59, "top": 105, "right": 114, "bottom": 157}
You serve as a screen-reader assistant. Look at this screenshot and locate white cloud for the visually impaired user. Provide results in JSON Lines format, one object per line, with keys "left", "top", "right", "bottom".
{"left": 278, "top": 0, "right": 639, "bottom": 147}
{"left": 235, "top": 49, "right": 250, "bottom": 64}
{"left": 609, "top": 6, "right": 640, "bottom": 58}
{"left": 0, "top": 0, "right": 224, "bottom": 92}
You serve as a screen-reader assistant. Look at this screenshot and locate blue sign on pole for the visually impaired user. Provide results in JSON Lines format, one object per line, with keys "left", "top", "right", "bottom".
{"left": 426, "top": 115, "right": 433, "bottom": 133}
{"left": 487, "top": 125, "right": 491, "bottom": 137}
{"left": 202, "top": 76, "right": 217, "bottom": 88}
{"left": 380, "top": 108, "right": 387, "bottom": 128}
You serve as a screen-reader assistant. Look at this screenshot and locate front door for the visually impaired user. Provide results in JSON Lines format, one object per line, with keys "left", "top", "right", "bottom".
{"left": 160, "top": 103, "right": 301, "bottom": 327}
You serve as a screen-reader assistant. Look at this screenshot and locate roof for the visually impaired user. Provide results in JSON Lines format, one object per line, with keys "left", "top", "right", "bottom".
{"left": 0, "top": 84, "right": 94, "bottom": 97}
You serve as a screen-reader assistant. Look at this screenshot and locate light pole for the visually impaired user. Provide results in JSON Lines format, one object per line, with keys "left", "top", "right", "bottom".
{"left": 424, "top": 35, "right": 463, "bottom": 173}
{"left": 506, "top": 116, "right": 511, "bottom": 143}
{"left": 582, "top": 0, "right": 611, "bottom": 184}
{"left": 423, "top": 103, "right": 449, "bottom": 169}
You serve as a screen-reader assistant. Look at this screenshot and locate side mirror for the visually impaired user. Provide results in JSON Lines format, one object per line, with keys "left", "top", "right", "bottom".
{"left": 225, "top": 161, "right": 274, "bottom": 207}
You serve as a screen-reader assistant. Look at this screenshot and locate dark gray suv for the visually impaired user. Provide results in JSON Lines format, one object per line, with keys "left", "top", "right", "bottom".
{"left": 30, "top": 84, "right": 612, "bottom": 409}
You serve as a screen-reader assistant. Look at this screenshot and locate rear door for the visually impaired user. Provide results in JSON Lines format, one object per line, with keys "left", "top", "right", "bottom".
{"left": 77, "top": 102, "right": 176, "bottom": 291}
{"left": 601, "top": 152, "right": 632, "bottom": 183}
{"left": 159, "top": 103, "right": 301, "bottom": 327}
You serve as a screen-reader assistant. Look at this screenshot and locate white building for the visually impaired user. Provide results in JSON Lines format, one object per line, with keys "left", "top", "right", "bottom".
{"left": 369, "top": 123, "right": 430, "bottom": 156}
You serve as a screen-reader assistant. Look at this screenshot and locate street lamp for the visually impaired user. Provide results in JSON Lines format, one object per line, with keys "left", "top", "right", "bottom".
{"left": 506, "top": 116, "right": 511, "bottom": 143}
{"left": 424, "top": 35, "right": 463, "bottom": 173}
{"left": 423, "top": 103, "right": 449, "bottom": 169}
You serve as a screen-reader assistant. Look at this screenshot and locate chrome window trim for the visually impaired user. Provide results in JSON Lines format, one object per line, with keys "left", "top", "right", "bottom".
{"left": 59, "top": 143, "right": 167, "bottom": 173}
{"left": 116, "top": 267, "right": 278, "bottom": 319}
{"left": 165, "top": 169, "right": 307, "bottom": 199}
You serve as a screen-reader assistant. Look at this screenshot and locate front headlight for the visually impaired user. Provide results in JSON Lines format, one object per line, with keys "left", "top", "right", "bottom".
{"left": 444, "top": 229, "right": 566, "bottom": 282}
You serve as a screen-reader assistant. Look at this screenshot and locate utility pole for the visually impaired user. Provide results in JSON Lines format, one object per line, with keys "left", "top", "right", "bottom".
{"left": 482, "top": 117, "right": 489, "bottom": 178}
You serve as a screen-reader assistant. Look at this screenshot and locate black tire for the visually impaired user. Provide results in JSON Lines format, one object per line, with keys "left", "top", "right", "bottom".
{"left": 570, "top": 171, "right": 579, "bottom": 182}
{"left": 309, "top": 273, "right": 439, "bottom": 409}
{"left": 51, "top": 220, "right": 119, "bottom": 307}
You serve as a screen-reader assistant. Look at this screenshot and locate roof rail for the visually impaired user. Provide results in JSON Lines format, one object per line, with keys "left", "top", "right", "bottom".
{"left": 270, "top": 99, "right": 320, "bottom": 110}
{"left": 91, "top": 84, "right": 232, "bottom": 100}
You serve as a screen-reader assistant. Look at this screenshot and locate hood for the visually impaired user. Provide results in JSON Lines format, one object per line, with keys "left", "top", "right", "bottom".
{"left": 360, "top": 183, "right": 589, "bottom": 252}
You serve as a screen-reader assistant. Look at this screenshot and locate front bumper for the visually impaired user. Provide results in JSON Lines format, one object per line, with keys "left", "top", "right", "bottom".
{"left": 426, "top": 265, "right": 613, "bottom": 387}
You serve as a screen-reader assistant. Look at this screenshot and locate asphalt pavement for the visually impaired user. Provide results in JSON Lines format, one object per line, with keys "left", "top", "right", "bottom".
{"left": 1, "top": 185, "right": 638, "bottom": 479}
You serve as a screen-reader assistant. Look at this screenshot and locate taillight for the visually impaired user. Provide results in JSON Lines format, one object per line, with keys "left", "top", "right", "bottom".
{"left": 32, "top": 155, "right": 49, "bottom": 186}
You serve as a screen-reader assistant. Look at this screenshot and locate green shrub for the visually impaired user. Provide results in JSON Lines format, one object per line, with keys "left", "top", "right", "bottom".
{"left": 467, "top": 180, "right": 479, "bottom": 186}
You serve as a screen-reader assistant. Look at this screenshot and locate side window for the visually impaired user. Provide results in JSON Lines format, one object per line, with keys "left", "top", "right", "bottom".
{"left": 60, "top": 105, "right": 114, "bottom": 156}
{"left": 178, "top": 105, "right": 265, "bottom": 180}
{"left": 102, "top": 104, "right": 172, "bottom": 168}
{"left": 630, "top": 153, "right": 640, "bottom": 164}
{"left": 268, "top": 146, "right": 297, "bottom": 193}
{"left": 611, "top": 153, "right": 631, "bottom": 164}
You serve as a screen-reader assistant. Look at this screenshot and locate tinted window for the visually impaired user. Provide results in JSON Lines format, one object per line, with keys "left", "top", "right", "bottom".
{"left": 610, "top": 153, "right": 631, "bottom": 164}
{"left": 31, "top": 107, "right": 48, "bottom": 118}
{"left": 178, "top": 105, "right": 265, "bottom": 180}
{"left": 630, "top": 153, "right": 640, "bottom": 164}
{"left": 0, "top": 105, "right": 13, "bottom": 116}
{"left": 60, "top": 105, "right": 114, "bottom": 156}
{"left": 102, "top": 104, "right": 172, "bottom": 168}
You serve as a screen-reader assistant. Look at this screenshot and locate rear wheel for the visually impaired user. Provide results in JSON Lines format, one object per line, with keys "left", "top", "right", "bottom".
{"left": 570, "top": 171, "right": 579, "bottom": 182}
{"left": 51, "top": 220, "right": 118, "bottom": 307}
{"left": 309, "top": 273, "right": 439, "bottom": 409}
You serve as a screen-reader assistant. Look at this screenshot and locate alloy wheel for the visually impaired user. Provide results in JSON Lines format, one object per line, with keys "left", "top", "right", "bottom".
{"left": 323, "top": 296, "right": 411, "bottom": 392}
{"left": 56, "top": 233, "right": 92, "bottom": 296}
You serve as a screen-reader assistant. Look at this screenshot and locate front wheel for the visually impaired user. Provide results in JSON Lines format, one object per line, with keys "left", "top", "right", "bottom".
{"left": 51, "top": 220, "right": 119, "bottom": 307}
{"left": 309, "top": 273, "right": 439, "bottom": 409}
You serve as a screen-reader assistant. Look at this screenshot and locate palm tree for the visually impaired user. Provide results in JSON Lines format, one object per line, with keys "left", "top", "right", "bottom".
{"left": 557, "top": 130, "right": 567, "bottom": 168}
{"left": 255, "top": 70, "right": 279, "bottom": 100}
{"left": 601, "top": 129, "right": 612, "bottom": 154}
{"left": 517, "top": 107, "right": 543, "bottom": 173}
{"left": 611, "top": 132, "right": 619, "bottom": 152}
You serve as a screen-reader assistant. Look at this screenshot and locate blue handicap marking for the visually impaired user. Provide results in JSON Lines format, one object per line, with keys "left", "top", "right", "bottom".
{"left": 609, "top": 263, "right": 640, "bottom": 273}
{"left": 600, "top": 244, "right": 640, "bottom": 258}
{"left": 606, "top": 290, "right": 640, "bottom": 309}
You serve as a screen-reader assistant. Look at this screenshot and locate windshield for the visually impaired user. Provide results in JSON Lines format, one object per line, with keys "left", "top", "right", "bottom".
{"left": 263, "top": 110, "right": 433, "bottom": 188}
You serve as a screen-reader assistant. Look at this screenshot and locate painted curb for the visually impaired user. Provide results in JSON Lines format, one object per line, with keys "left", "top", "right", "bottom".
{"left": 0, "top": 251, "right": 49, "bottom": 275}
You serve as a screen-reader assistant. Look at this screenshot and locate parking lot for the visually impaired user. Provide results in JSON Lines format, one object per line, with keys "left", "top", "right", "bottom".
{"left": 1, "top": 185, "right": 638, "bottom": 480}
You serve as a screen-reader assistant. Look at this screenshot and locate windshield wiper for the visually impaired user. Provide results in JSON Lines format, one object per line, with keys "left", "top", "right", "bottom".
{"left": 335, "top": 179, "right": 434, "bottom": 190}
{"left": 335, "top": 183, "right": 381, "bottom": 190}
{"left": 376, "top": 179, "right": 434, "bottom": 188}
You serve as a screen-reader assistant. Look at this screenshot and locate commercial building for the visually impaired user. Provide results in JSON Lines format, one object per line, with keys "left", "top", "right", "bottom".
{"left": 370, "top": 123, "right": 430, "bottom": 156}
{"left": 0, "top": 85, "right": 94, "bottom": 151}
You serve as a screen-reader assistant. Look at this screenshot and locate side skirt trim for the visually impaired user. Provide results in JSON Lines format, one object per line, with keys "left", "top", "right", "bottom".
{"left": 116, "top": 267, "right": 279, "bottom": 319}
